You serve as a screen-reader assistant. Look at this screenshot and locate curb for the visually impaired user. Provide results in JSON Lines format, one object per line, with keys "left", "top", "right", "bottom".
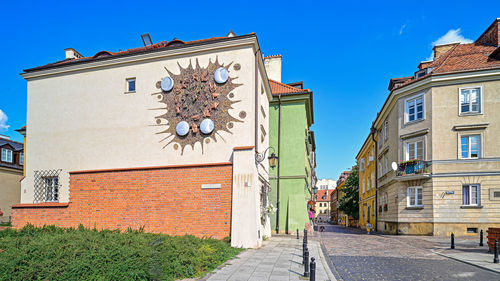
{"left": 431, "top": 249, "right": 500, "bottom": 275}
{"left": 316, "top": 241, "right": 338, "bottom": 281}
{"left": 319, "top": 241, "right": 342, "bottom": 281}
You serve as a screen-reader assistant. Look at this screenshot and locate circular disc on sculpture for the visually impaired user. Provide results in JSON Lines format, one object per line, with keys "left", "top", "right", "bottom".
{"left": 200, "top": 118, "right": 215, "bottom": 135}
{"left": 161, "top": 76, "right": 174, "bottom": 92}
{"left": 176, "top": 121, "right": 190, "bottom": 136}
{"left": 214, "top": 67, "right": 229, "bottom": 84}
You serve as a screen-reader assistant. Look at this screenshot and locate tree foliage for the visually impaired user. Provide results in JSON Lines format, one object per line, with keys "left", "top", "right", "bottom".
{"left": 338, "top": 165, "right": 359, "bottom": 220}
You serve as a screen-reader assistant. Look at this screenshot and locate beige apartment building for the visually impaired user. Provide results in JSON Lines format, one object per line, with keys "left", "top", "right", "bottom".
{"left": 375, "top": 18, "right": 500, "bottom": 236}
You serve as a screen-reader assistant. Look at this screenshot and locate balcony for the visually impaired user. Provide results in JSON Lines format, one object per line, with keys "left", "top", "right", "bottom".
{"left": 395, "top": 160, "right": 430, "bottom": 181}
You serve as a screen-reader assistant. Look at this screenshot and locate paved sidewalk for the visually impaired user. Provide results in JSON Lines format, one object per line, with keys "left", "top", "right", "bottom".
{"left": 204, "top": 236, "right": 336, "bottom": 281}
{"left": 423, "top": 236, "right": 500, "bottom": 274}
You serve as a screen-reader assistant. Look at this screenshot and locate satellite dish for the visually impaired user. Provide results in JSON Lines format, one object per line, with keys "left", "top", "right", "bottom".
{"left": 176, "top": 121, "right": 189, "bottom": 136}
{"left": 214, "top": 67, "right": 229, "bottom": 84}
{"left": 161, "top": 76, "right": 174, "bottom": 92}
{"left": 391, "top": 162, "right": 398, "bottom": 171}
{"left": 200, "top": 118, "right": 214, "bottom": 134}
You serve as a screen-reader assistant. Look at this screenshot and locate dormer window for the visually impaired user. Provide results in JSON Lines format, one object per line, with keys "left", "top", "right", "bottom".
{"left": 414, "top": 67, "right": 434, "bottom": 79}
{"left": 1, "top": 148, "right": 13, "bottom": 163}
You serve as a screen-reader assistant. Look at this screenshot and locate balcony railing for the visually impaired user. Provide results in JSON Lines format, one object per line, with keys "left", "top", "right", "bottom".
{"left": 396, "top": 160, "right": 429, "bottom": 177}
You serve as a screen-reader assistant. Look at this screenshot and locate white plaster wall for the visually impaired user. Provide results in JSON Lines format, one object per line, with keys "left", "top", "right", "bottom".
{"left": 22, "top": 46, "right": 259, "bottom": 203}
{"left": 231, "top": 148, "right": 262, "bottom": 248}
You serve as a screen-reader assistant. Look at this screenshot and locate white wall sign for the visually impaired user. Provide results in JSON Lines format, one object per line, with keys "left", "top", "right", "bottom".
{"left": 202, "top": 184, "right": 221, "bottom": 189}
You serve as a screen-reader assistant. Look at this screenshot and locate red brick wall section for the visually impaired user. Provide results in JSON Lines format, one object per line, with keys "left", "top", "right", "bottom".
{"left": 12, "top": 164, "right": 232, "bottom": 239}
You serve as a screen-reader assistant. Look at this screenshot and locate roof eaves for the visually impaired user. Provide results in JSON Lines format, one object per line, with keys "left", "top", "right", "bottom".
{"left": 23, "top": 34, "right": 257, "bottom": 73}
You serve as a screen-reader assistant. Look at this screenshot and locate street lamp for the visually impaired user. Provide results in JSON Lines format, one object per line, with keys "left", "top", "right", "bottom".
{"left": 255, "top": 147, "right": 278, "bottom": 169}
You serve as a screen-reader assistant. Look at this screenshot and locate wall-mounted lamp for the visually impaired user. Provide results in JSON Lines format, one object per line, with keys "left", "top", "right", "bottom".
{"left": 255, "top": 147, "right": 278, "bottom": 169}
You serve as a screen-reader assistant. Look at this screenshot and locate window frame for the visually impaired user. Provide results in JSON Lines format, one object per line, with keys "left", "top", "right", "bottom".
{"left": 19, "top": 152, "right": 24, "bottom": 165}
{"left": 458, "top": 86, "right": 483, "bottom": 116}
{"left": 1, "top": 148, "right": 13, "bottom": 163}
{"left": 404, "top": 93, "right": 425, "bottom": 124}
{"left": 462, "top": 184, "right": 480, "bottom": 206}
{"left": 459, "top": 134, "right": 481, "bottom": 159}
{"left": 43, "top": 176, "right": 59, "bottom": 202}
{"left": 404, "top": 139, "right": 425, "bottom": 161}
{"left": 125, "top": 77, "right": 136, "bottom": 93}
{"left": 407, "top": 186, "right": 423, "bottom": 207}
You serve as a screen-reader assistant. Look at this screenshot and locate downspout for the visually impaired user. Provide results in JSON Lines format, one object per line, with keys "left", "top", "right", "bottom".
{"left": 371, "top": 126, "right": 378, "bottom": 232}
{"left": 276, "top": 94, "right": 282, "bottom": 234}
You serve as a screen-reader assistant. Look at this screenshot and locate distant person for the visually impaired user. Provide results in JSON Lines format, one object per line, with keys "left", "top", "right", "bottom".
{"left": 308, "top": 208, "right": 314, "bottom": 226}
{"left": 366, "top": 222, "right": 372, "bottom": 234}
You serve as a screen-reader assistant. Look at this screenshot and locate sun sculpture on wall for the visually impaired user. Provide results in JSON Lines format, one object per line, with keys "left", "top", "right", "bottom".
{"left": 152, "top": 57, "right": 244, "bottom": 154}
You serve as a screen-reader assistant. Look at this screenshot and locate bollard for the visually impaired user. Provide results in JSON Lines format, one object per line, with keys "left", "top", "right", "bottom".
{"left": 297, "top": 229, "right": 299, "bottom": 240}
{"left": 310, "top": 257, "right": 316, "bottom": 281}
{"left": 304, "top": 229, "right": 308, "bottom": 244}
{"left": 479, "top": 229, "right": 484, "bottom": 247}
{"left": 304, "top": 248, "right": 310, "bottom": 277}
{"left": 302, "top": 241, "right": 306, "bottom": 265}
{"left": 494, "top": 240, "right": 499, "bottom": 264}
{"left": 451, "top": 233, "right": 455, "bottom": 249}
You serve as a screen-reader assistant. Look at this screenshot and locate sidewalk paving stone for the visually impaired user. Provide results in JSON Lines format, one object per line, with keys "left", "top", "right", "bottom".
{"left": 204, "top": 236, "right": 336, "bottom": 281}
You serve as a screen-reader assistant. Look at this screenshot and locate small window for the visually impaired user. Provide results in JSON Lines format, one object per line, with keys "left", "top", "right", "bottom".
{"left": 360, "top": 158, "right": 365, "bottom": 171}
{"left": 460, "top": 135, "right": 481, "bottom": 159}
{"left": 367, "top": 177, "right": 370, "bottom": 191}
{"left": 407, "top": 186, "right": 423, "bottom": 207}
{"left": 1, "top": 148, "right": 12, "bottom": 163}
{"left": 19, "top": 152, "right": 24, "bottom": 165}
{"left": 467, "top": 227, "right": 478, "bottom": 234}
{"left": 126, "top": 78, "right": 136, "bottom": 93}
{"left": 405, "top": 94, "right": 424, "bottom": 123}
{"left": 405, "top": 140, "right": 424, "bottom": 161}
{"left": 459, "top": 87, "right": 481, "bottom": 115}
{"left": 371, "top": 173, "right": 375, "bottom": 189}
{"left": 362, "top": 179, "right": 365, "bottom": 193}
{"left": 462, "top": 184, "right": 479, "bottom": 206}
{"left": 384, "top": 121, "right": 389, "bottom": 140}
{"left": 44, "top": 176, "right": 59, "bottom": 202}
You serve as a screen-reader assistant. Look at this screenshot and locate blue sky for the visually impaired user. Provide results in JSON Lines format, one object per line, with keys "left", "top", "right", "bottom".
{"left": 0, "top": 1, "right": 498, "bottom": 179}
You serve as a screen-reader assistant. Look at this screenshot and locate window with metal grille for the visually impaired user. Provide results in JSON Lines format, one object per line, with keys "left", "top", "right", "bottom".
{"left": 33, "top": 170, "right": 61, "bottom": 203}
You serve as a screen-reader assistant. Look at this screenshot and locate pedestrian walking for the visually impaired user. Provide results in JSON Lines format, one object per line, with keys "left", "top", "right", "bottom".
{"left": 366, "top": 222, "right": 372, "bottom": 235}
{"left": 308, "top": 208, "right": 315, "bottom": 227}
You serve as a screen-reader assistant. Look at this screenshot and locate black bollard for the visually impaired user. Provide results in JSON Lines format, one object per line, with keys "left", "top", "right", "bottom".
{"left": 302, "top": 241, "right": 306, "bottom": 264}
{"left": 480, "top": 230, "right": 484, "bottom": 246}
{"left": 310, "top": 257, "right": 316, "bottom": 281}
{"left": 304, "top": 229, "right": 308, "bottom": 244}
{"left": 494, "top": 240, "right": 499, "bottom": 264}
{"left": 451, "top": 233, "right": 455, "bottom": 249}
{"left": 304, "top": 248, "right": 310, "bottom": 277}
{"left": 297, "top": 229, "right": 299, "bottom": 239}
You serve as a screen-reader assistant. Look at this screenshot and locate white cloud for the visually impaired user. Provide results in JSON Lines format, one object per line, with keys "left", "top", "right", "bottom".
{"left": 399, "top": 24, "right": 406, "bottom": 35}
{"left": 426, "top": 28, "right": 473, "bottom": 61}
{"left": 0, "top": 109, "right": 9, "bottom": 132}
{"left": 432, "top": 28, "right": 473, "bottom": 46}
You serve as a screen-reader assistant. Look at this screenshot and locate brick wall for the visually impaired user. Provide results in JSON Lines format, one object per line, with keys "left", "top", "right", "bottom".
{"left": 12, "top": 163, "right": 233, "bottom": 239}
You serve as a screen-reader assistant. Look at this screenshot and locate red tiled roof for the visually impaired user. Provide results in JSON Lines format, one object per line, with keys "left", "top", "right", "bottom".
{"left": 24, "top": 34, "right": 256, "bottom": 72}
{"left": 316, "top": 189, "right": 334, "bottom": 202}
{"left": 269, "top": 79, "right": 310, "bottom": 95}
{"left": 391, "top": 43, "right": 500, "bottom": 91}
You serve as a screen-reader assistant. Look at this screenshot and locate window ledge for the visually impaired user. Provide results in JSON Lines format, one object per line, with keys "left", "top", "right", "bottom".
{"left": 460, "top": 205, "right": 483, "bottom": 209}
{"left": 404, "top": 118, "right": 425, "bottom": 127}
{"left": 458, "top": 112, "right": 483, "bottom": 117}
{"left": 124, "top": 91, "right": 136, "bottom": 94}
{"left": 405, "top": 206, "right": 424, "bottom": 210}
{"left": 12, "top": 202, "right": 69, "bottom": 208}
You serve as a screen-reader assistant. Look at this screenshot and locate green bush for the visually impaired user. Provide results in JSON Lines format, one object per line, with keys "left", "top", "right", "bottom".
{"left": 0, "top": 224, "right": 243, "bottom": 281}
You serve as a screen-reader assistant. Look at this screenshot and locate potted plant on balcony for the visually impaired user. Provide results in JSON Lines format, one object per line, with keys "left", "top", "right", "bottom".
{"left": 383, "top": 203, "right": 388, "bottom": 211}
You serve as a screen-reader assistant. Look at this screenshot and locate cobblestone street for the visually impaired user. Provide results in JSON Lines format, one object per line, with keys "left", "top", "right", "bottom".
{"left": 319, "top": 224, "right": 500, "bottom": 281}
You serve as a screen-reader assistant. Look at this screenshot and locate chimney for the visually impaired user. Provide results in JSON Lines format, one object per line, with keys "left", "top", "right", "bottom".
{"left": 476, "top": 18, "right": 500, "bottom": 47}
{"left": 432, "top": 43, "right": 459, "bottom": 60}
{"left": 64, "top": 48, "right": 83, "bottom": 59}
{"left": 264, "top": 55, "right": 282, "bottom": 82}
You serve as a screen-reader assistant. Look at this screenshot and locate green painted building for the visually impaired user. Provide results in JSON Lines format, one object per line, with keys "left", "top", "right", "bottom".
{"left": 267, "top": 76, "right": 315, "bottom": 234}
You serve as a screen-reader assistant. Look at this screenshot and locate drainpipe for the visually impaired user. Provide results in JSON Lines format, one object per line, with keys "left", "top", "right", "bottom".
{"left": 276, "top": 94, "right": 282, "bottom": 234}
{"left": 371, "top": 126, "right": 378, "bottom": 232}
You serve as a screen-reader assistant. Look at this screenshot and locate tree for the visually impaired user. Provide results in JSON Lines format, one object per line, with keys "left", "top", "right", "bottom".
{"left": 338, "top": 165, "right": 359, "bottom": 220}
